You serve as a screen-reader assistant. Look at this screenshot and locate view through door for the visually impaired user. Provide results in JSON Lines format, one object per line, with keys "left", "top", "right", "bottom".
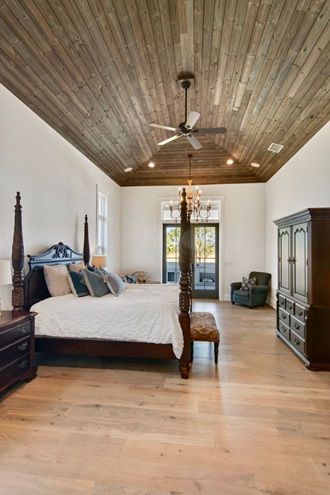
{"left": 163, "top": 223, "right": 219, "bottom": 299}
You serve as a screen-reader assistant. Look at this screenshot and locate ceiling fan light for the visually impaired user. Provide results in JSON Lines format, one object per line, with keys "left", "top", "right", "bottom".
{"left": 226, "top": 159, "right": 234, "bottom": 165}
{"left": 251, "top": 162, "right": 261, "bottom": 168}
{"left": 124, "top": 167, "right": 133, "bottom": 172}
{"left": 148, "top": 161, "right": 155, "bottom": 168}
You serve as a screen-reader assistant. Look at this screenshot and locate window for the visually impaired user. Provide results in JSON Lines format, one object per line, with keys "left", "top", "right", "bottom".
{"left": 97, "top": 192, "right": 107, "bottom": 255}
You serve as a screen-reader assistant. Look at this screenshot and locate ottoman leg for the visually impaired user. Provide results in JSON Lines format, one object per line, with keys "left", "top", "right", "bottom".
{"left": 190, "top": 341, "right": 194, "bottom": 363}
{"left": 214, "top": 342, "right": 219, "bottom": 365}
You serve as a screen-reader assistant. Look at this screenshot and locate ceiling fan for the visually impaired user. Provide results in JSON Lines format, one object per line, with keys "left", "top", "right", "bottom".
{"left": 149, "top": 79, "right": 226, "bottom": 150}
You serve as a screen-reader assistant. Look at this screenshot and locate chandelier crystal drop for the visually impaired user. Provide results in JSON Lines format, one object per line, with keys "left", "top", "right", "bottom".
{"left": 169, "top": 154, "right": 211, "bottom": 222}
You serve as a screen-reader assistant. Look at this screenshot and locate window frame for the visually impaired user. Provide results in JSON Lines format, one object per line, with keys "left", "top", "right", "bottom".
{"left": 96, "top": 190, "right": 108, "bottom": 256}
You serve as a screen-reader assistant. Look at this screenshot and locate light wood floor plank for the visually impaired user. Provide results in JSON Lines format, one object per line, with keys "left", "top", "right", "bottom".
{"left": 0, "top": 301, "right": 329, "bottom": 495}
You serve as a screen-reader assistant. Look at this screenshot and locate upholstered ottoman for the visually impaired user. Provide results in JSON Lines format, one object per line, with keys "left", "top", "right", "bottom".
{"left": 190, "top": 312, "right": 220, "bottom": 364}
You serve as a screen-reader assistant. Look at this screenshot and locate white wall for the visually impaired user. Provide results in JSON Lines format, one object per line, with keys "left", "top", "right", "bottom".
{"left": 265, "top": 121, "right": 330, "bottom": 307}
{"left": 0, "top": 84, "right": 121, "bottom": 309}
{"left": 120, "top": 183, "right": 266, "bottom": 300}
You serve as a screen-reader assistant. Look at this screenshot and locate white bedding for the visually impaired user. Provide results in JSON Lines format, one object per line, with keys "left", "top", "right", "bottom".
{"left": 31, "top": 284, "right": 183, "bottom": 358}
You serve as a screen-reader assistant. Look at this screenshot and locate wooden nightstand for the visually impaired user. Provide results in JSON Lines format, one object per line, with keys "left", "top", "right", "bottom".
{"left": 0, "top": 311, "right": 38, "bottom": 394}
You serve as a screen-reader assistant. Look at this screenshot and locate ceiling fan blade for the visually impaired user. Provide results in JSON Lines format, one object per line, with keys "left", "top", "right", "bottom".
{"left": 193, "top": 127, "right": 227, "bottom": 134}
{"left": 150, "top": 123, "right": 177, "bottom": 131}
{"left": 158, "top": 134, "right": 182, "bottom": 146}
{"left": 185, "top": 111, "right": 200, "bottom": 129}
{"left": 186, "top": 135, "right": 202, "bottom": 150}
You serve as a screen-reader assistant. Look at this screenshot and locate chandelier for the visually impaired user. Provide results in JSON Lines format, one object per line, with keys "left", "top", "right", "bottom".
{"left": 169, "top": 154, "right": 211, "bottom": 222}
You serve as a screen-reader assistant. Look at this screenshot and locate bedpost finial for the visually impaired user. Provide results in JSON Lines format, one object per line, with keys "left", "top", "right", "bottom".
{"left": 85, "top": 214, "right": 88, "bottom": 223}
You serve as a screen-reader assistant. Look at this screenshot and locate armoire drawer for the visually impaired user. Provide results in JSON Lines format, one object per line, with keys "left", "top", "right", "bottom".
{"left": 278, "top": 320, "right": 290, "bottom": 340}
{"left": 278, "top": 308, "right": 290, "bottom": 325}
{"left": 286, "top": 299, "right": 295, "bottom": 315}
{"left": 294, "top": 303, "right": 307, "bottom": 323}
{"left": 290, "top": 315, "right": 305, "bottom": 340}
{"left": 278, "top": 294, "right": 286, "bottom": 309}
{"left": 290, "top": 331, "right": 305, "bottom": 355}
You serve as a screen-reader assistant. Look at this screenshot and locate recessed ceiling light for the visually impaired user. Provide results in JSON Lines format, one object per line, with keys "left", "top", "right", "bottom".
{"left": 226, "top": 159, "right": 234, "bottom": 165}
{"left": 124, "top": 167, "right": 133, "bottom": 173}
{"left": 148, "top": 161, "right": 155, "bottom": 168}
{"left": 268, "top": 143, "right": 284, "bottom": 153}
{"left": 251, "top": 162, "right": 261, "bottom": 168}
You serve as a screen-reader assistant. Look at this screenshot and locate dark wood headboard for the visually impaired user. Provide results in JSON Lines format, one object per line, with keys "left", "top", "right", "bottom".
{"left": 8, "top": 191, "right": 92, "bottom": 311}
{"left": 24, "top": 242, "right": 84, "bottom": 310}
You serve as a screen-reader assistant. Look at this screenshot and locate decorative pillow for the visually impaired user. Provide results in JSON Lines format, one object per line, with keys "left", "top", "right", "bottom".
{"left": 69, "top": 261, "right": 86, "bottom": 273}
{"left": 124, "top": 274, "right": 137, "bottom": 284}
{"left": 240, "top": 276, "right": 257, "bottom": 291}
{"left": 104, "top": 272, "right": 126, "bottom": 296}
{"left": 44, "top": 264, "right": 71, "bottom": 297}
{"left": 68, "top": 271, "right": 89, "bottom": 297}
{"left": 82, "top": 269, "right": 109, "bottom": 297}
{"left": 132, "top": 271, "right": 147, "bottom": 284}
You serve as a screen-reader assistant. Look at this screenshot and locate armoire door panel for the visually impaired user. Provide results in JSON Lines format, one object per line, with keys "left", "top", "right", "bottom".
{"left": 292, "top": 222, "right": 308, "bottom": 301}
{"left": 278, "top": 227, "right": 291, "bottom": 295}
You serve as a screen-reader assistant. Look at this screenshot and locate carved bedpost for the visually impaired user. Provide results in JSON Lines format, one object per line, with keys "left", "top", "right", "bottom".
{"left": 179, "top": 188, "right": 191, "bottom": 379}
{"left": 12, "top": 192, "right": 24, "bottom": 311}
{"left": 83, "top": 214, "right": 90, "bottom": 266}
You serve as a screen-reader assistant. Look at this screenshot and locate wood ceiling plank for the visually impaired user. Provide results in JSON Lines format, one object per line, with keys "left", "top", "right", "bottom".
{"left": 240, "top": 0, "right": 323, "bottom": 163}
{"left": 204, "top": 0, "right": 225, "bottom": 124}
{"left": 221, "top": 0, "right": 260, "bottom": 152}
{"left": 237, "top": 0, "right": 302, "bottom": 162}
{"left": 29, "top": 0, "right": 140, "bottom": 178}
{"left": 244, "top": 39, "right": 330, "bottom": 176}
{"left": 0, "top": 0, "right": 328, "bottom": 186}
{"left": 64, "top": 0, "right": 151, "bottom": 167}
{"left": 2, "top": 0, "right": 131, "bottom": 180}
{"left": 259, "top": 83, "right": 330, "bottom": 179}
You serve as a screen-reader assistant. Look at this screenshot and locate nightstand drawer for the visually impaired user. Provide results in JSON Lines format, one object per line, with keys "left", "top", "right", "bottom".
{"left": 278, "top": 320, "right": 290, "bottom": 339}
{"left": 290, "top": 315, "right": 305, "bottom": 340}
{"left": 0, "top": 338, "right": 30, "bottom": 369}
{"left": 0, "top": 321, "right": 31, "bottom": 348}
{"left": 290, "top": 330, "right": 305, "bottom": 355}
{"left": 279, "top": 308, "right": 290, "bottom": 325}
{"left": 0, "top": 356, "right": 30, "bottom": 389}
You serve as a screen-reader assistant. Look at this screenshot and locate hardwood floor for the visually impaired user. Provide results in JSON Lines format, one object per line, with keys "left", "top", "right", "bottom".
{"left": 0, "top": 301, "right": 330, "bottom": 495}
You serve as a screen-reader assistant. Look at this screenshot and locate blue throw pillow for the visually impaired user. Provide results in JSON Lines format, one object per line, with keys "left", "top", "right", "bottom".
{"left": 68, "top": 271, "right": 89, "bottom": 297}
{"left": 82, "top": 269, "right": 110, "bottom": 297}
{"left": 125, "top": 274, "right": 137, "bottom": 284}
{"left": 104, "top": 272, "right": 126, "bottom": 296}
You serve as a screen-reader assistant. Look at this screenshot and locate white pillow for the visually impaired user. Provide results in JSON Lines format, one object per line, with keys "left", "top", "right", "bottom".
{"left": 44, "top": 264, "right": 71, "bottom": 297}
{"left": 68, "top": 261, "right": 86, "bottom": 273}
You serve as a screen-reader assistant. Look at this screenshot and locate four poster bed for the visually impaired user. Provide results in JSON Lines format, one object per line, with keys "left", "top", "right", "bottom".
{"left": 11, "top": 192, "right": 192, "bottom": 379}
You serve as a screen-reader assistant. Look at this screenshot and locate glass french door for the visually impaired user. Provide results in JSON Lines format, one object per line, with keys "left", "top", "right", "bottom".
{"left": 191, "top": 224, "right": 219, "bottom": 299}
{"left": 162, "top": 223, "right": 219, "bottom": 299}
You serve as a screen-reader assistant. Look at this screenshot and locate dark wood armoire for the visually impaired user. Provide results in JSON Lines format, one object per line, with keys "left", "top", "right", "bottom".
{"left": 274, "top": 208, "right": 330, "bottom": 370}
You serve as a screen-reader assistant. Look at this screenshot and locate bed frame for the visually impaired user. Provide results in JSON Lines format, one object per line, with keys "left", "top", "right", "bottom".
{"left": 11, "top": 192, "right": 192, "bottom": 379}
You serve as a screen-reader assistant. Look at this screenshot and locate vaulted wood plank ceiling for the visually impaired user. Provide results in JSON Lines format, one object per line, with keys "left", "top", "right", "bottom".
{"left": 0, "top": 0, "right": 329, "bottom": 186}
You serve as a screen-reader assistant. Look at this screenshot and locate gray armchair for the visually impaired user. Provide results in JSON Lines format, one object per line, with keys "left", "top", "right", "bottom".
{"left": 231, "top": 271, "right": 271, "bottom": 308}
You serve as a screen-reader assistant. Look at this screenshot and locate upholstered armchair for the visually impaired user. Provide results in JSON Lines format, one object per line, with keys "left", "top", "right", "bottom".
{"left": 231, "top": 271, "right": 271, "bottom": 308}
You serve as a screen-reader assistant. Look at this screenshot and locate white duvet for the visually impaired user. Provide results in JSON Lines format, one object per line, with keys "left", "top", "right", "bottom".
{"left": 31, "top": 284, "right": 183, "bottom": 358}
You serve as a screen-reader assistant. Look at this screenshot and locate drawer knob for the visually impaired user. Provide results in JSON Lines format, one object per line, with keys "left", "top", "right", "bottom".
{"left": 18, "top": 342, "right": 28, "bottom": 352}
{"left": 18, "top": 359, "right": 28, "bottom": 369}
{"left": 294, "top": 323, "right": 300, "bottom": 330}
{"left": 295, "top": 340, "right": 300, "bottom": 346}
{"left": 19, "top": 325, "right": 30, "bottom": 335}
{"left": 288, "top": 305, "right": 292, "bottom": 310}
{"left": 282, "top": 314, "right": 286, "bottom": 319}
{"left": 297, "top": 310, "right": 303, "bottom": 316}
